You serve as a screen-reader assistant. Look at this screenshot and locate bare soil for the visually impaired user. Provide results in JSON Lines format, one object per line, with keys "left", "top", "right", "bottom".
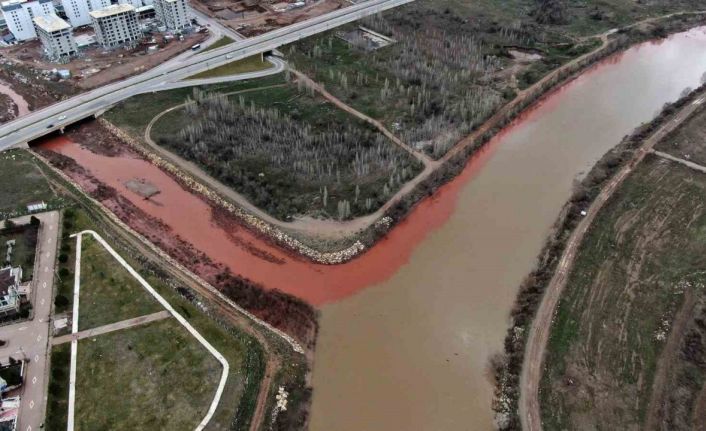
{"left": 0, "top": 93, "right": 17, "bottom": 123}
{"left": 190, "top": 0, "right": 346, "bottom": 37}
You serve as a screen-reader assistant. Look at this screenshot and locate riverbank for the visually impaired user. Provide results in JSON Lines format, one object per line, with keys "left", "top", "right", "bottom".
{"left": 19, "top": 147, "right": 314, "bottom": 431}
{"left": 309, "top": 22, "right": 706, "bottom": 431}
{"left": 494, "top": 68, "right": 706, "bottom": 431}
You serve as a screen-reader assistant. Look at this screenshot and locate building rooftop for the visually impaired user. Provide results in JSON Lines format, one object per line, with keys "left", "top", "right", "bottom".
{"left": 1, "top": 0, "right": 50, "bottom": 12}
{"left": 33, "top": 14, "right": 71, "bottom": 33}
{"left": 89, "top": 3, "right": 135, "bottom": 19}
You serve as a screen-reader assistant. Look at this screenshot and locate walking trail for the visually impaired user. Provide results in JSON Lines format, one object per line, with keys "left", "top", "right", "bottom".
{"left": 65, "top": 230, "right": 229, "bottom": 431}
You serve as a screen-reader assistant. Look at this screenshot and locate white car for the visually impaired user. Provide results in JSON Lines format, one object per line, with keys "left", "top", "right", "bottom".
{"left": 57, "top": 115, "right": 67, "bottom": 121}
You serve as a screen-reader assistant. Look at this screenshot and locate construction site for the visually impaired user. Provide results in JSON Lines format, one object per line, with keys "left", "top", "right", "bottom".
{"left": 190, "top": 0, "right": 348, "bottom": 36}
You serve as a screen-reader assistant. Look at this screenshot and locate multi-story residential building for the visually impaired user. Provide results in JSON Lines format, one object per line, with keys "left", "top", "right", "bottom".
{"left": 153, "top": 0, "right": 189, "bottom": 32}
{"left": 1, "top": 0, "right": 54, "bottom": 41}
{"left": 33, "top": 14, "right": 78, "bottom": 62}
{"left": 60, "top": 0, "right": 110, "bottom": 27}
{"left": 118, "top": 0, "right": 144, "bottom": 10}
{"left": 90, "top": 4, "right": 141, "bottom": 48}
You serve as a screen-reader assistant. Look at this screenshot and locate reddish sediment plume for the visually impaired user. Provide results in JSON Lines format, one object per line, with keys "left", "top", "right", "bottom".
{"left": 37, "top": 128, "right": 504, "bottom": 306}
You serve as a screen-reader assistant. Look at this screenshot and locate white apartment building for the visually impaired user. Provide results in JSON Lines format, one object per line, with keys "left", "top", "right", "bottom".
{"left": 90, "top": 4, "right": 141, "bottom": 48}
{"left": 33, "top": 14, "right": 78, "bottom": 62}
{"left": 153, "top": 0, "right": 189, "bottom": 31}
{"left": 1, "top": 0, "right": 54, "bottom": 41}
{"left": 60, "top": 0, "right": 110, "bottom": 28}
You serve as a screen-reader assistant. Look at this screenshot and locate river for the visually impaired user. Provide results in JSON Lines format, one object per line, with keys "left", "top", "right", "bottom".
{"left": 310, "top": 27, "right": 706, "bottom": 430}
{"left": 37, "top": 27, "right": 706, "bottom": 430}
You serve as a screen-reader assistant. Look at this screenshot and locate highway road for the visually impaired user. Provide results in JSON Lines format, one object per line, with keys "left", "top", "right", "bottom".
{"left": 0, "top": 0, "right": 414, "bottom": 151}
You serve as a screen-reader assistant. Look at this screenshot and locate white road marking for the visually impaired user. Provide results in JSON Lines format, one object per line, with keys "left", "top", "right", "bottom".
{"left": 29, "top": 400, "right": 34, "bottom": 409}
{"left": 32, "top": 376, "right": 37, "bottom": 384}
{"left": 34, "top": 355, "right": 38, "bottom": 363}
{"left": 42, "top": 282, "right": 46, "bottom": 288}
{"left": 36, "top": 335, "right": 41, "bottom": 342}
{"left": 26, "top": 426, "right": 31, "bottom": 431}
{"left": 18, "top": 326, "right": 27, "bottom": 331}
{"left": 44, "top": 267, "right": 48, "bottom": 273}
{"left": 40, "top": 299, "right": 44, "bottom": 305}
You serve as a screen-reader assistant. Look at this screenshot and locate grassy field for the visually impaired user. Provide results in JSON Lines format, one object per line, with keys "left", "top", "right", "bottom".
{"left": 655, "top": 105, "right": 706, "bottom": 166}
{"left": 0, "top": 150, "right": 62, "bottom": 218}
{"left": 77, "top": 235, "right": 162, "bottom": 331}
{"left": 202, "top": 36, "right": 235, "bottom": 53}
{"left": 286, "top": 0, "right": 703, "bottom": 158}
{"left": 45, "top": 206, "right": 266, "bottom": 431}
{"left": 540, "top": 154, "right": 706, "bottom": 429}
{"left": 110, "top": 76, "right": 421, "bottom": 221}
{"left": 0, "top": 223, "right": 38, "bottom": 281}
{"left": 46, "top": 344, "right": 71, "bottom": 431}
{"left": 103, "top": 75, "right": 285, "bottom": 136}
{"left": 74, "top": 318, "right": 221, "bottom": 430}
{"left": 188, "top": 55, "right": 272, "bottom": 79}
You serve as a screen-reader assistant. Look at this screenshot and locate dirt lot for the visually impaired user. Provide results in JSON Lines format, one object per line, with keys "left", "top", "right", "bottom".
{"left": 190, "top": 0, "right": 347, "bottom": 37}
{"left": 0, "top": 31, "right": 206, "bottom": 113}
{"left": 1, "top": 32, "right": 206, "bottom": 90}
{"left": 539, "top": 153, "right": 706, "bottom": 430}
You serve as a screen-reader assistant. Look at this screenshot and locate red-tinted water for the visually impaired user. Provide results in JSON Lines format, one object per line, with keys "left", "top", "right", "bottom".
{"left": 39, "top": 128, "right": 500, "bottom": 306}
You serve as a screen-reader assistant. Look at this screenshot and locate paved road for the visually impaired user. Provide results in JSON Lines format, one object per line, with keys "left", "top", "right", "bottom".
{"left": 519, "top": 89, "right": 706, "bottom": 431}
{"left": 0, "top": 212, "right": 59, "bottom": 431}
{"left": 0, "top": 0, "right": 415, "bottom": 152}
{"left": 51, "top": 311, "right": 170, "bottom": 345}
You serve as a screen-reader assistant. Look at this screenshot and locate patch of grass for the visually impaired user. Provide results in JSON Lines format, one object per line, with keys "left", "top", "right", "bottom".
{"left": 0, "top": 150, "right": 60, "bottom": 218}
{"left": 655, "top": 104, "right": 706, "bottom": 166}
{"left": 540, "top": 156, "right": 706, "bottom": 429}
{"left": 188, "top": 55, "right": 272, "bottom": 80}
{"left": 47, "top": 206, "right": 266, "bottom": 430}
{"left": 74, "top": 318, "right": 221, "bottom": 430}
{"left": 151, "top": 82, "right": 422, "bottom": 220}
{"left": 202, "top": 36, "right": 235, "bottom": 53}
{"left": 45, "top": 343, "right": 71, "bottom": 431}
{"left": 103, "top": 74, "right": 286, "bottom": 136}
{"left": 77, "top": 235, "right": 162, "bottom": 331}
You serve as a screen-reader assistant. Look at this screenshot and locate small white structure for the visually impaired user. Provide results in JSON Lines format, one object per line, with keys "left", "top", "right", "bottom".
{"left": 26, "top": 201, "right": 47, "bottom": 212}
{"left": 89, "top": 3, "right": 141, "bottom": 48}
{"left": 153, "top": 0, "right": 189, "bottom": 31}
{"left": 60, "top": 0, "right": 110, "bottom": 27}
{"left": 1, "top": 0, "right": 55, "bottom": 41}
{"left": 33, "top": 14, "right": 78, "bottom": 62}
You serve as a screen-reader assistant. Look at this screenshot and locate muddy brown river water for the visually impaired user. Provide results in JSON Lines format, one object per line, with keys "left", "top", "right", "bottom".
{"left": 38, "top": 27, "right": 706, "bottom": 431}
{"left": 311, "top": 27, "right": 706, "bottom": 430}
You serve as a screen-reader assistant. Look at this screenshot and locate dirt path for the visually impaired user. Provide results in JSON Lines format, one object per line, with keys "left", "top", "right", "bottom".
{"left": 51, "top": 310, "right": 171, "bottom": 345}
{"left": 519, "top": 86, "right": 706, "bottom": 431}
{"left": 644, "top": 288, "right": 698, "bottom": 430}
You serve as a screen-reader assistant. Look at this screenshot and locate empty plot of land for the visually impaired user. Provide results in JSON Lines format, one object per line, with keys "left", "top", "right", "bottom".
{"left": 77, "top": 235, "right": 162, "bottom": 331}
{"left": 540, "top": 155, "right": 706, "bottom": 429}
{"left": 74, "top": 318, "right": 222, "bottom": 430}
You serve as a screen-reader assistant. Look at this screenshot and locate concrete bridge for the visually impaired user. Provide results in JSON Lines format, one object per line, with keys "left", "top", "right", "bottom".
{"left": 0, "top": 0, "right": 414, "bottom": 151}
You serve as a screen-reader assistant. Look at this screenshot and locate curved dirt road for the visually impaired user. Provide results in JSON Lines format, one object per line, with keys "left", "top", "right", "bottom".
{"left": 519, "top": 86, "right": 706, "bottom": 431}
